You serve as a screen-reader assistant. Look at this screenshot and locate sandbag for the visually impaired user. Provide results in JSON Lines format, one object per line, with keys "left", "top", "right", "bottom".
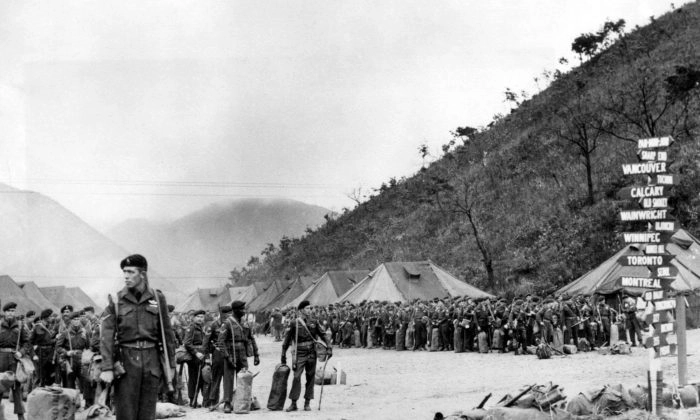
{"left": 430, "top": 328, "right": 440, "bottom": 351}
{"left": 174, "top": 345, "right": 192, "bottom": 364}
{"left": 266, "top": 363, "right": 290, "bottom": 411}
{"left": 478, "top": 331, "right": 489, "bottom": 353}
{"left": 155, "top": 402, "right": 186, "bottom": 418}
{"left": 562, "top": 344, "right": 577, "bottom": 354}
{"left": 610, "top": 342, "right": 630, "bottom": 355}
{"left": 27, "top": 386, "right": 82, "bottom": 420}
{"left": 233, "top": 369, "right": 254, "bottom": 413}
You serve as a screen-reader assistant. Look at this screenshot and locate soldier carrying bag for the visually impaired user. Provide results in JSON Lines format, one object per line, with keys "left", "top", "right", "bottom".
{"left": 110, "top": 294, "right": 126, "bottom": 379}
{"left": 15, "top": 320, "right": 35, "bottom": 384}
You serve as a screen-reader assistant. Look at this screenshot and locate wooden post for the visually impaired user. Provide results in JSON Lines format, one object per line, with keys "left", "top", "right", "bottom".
{"left": 676, "top": 294, "right": 687, "bottom": 386}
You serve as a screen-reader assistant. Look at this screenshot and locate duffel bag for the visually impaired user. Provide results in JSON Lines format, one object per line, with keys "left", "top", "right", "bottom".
{"left": 27, "top": 386, "right": 81, "bottom": 420}
{"left": 175, "top": 345, "right": 192, "bottom": 364}
{"left": 535, "top": 343, "right": 551, "bottom": 360}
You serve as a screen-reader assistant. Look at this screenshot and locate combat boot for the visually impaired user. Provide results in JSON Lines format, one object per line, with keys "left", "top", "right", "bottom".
{"left": 223, "top": 402, "right": 232, "bottom": 413}
{"left": 286, "top": 400, "right": 298, "bottom": 412}
{"left": 304, "top": 399, "right": 312, "bottom": 411}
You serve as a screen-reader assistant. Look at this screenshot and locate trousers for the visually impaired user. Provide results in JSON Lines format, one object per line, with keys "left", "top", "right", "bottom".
{"left": 114, "top": 347, "right": 162, "bottom": 420}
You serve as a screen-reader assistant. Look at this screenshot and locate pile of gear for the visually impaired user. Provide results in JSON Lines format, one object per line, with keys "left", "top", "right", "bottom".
{"left": 435, "top": 381, "right": 700, "bottom": 420}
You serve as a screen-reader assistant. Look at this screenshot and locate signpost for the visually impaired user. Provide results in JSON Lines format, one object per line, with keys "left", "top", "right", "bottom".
{"left": 619, "top": 136, "right": 684, "bottom": 416}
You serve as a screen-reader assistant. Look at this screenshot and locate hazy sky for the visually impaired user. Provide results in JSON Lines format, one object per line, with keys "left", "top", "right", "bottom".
{"left": 0, "top": 0, "right": 687, "bottom": 231}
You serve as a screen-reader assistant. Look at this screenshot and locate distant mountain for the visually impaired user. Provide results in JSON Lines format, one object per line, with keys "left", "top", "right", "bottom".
{"left": 0, "top": 183, "right": 186, "bottom": 306}
{"left": 105, "top": 198, "right": 331, "bottom": 286}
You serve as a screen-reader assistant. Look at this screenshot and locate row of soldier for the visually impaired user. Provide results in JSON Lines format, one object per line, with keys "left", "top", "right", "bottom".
{"left": 257, "top": 292, "right": 645, "bottom": 354}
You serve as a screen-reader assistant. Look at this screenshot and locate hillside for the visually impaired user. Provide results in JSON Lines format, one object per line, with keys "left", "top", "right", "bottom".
{"left": 230, "top": 2, "right": 700, "bottom": 294}
{"left": 106, "top": 198, "right": 330, "bottom": 285}
{"left": 0, "top": 183, "right": 186, "bottom": 306}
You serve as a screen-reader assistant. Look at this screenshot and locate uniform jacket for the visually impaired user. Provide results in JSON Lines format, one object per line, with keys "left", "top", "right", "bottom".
{"left": 183, "top": 323, "right": 205, "bottom": 357}
{"left": 100, "top": 286, "right": 176, "bottom": 372}
{"left": 0, "top": 319, "right": 30, "bottom": 355}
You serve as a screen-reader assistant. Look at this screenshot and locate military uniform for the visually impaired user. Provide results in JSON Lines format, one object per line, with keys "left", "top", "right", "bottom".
{"left": 183, "top": 320, "right": 206, "bottom": 405}
{"left": 202, "top": 315, "right": 226, "bottom": 407}
{"left": 100, "top": 287, "right": 175, "bottom": 420}
{"left": 30, "top": 317, "right": 56, "bottom": 386}
{"left": 0, "top": 315, "right": 30, "bottom": 417}
{"left": 218, "top": 314, "right": 258, "bottom": 406}
{"left": 281, "top": 315, "right": 330, "bottom": 406}
{"left": 55, "top": 319, "right": 89, "bottom": 392}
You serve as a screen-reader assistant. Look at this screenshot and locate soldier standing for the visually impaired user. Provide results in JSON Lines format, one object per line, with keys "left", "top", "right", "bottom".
{"left": 218, "top": 300, "right": 259, "bottom": 413}
{"left": 183, "top": 309, "right": 206, "bottom": 407}
{"left": 30, "top": 309, "right": 56, "bottom": 386}
{"left": 281, "top": 300, "right": 332, "bottom": 412}
{"left": 99, "top": 254, "right": 176, "bottom": 420}
{"left": 56, "top": 311, "right": 89, "bottom": 395}
{"left": 0, "top": 302, "right": 30, "bottom": 420}
{"left": 202, "top": 305, "right": 230, "bottom": 408}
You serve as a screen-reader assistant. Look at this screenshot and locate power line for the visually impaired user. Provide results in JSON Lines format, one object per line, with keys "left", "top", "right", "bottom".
{"left": 10, "top": 274, "right": 232, "bottom": 279}
{"left": 18, "top": 178, "right": 350, "bottom": 189}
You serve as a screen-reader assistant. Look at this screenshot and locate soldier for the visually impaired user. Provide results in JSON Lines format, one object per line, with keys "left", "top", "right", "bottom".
{"left": 56, "top": 311, "right": 89, "bottom": 396}
{"left": 281, "top": 300, "right": 332, "bottom": 412}
{"left": 30, "top": 308, "right": 57, "bottom": 386}
{"left": 99, "top": 254, "right": 176, "bottom": 420}
{"left": 218, "top": 300, "right": 259, "bottom": 413}
{"left": 59, "top": 304, "right": 73, "bottom": 333}
{"left": 202, "top": 305, "right": 229, "bottom": 408}
{"left": 183, "top": 309, "right": 206, "bottom": 407}
{"left": 0, "top": 302, "right": 30, "bottom": 420}
{"left": 270, "top": 308, "right": 284, "bottom": 342}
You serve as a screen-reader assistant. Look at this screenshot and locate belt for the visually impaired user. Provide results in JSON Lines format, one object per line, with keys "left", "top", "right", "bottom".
{"left": 0, "top": 348, "right": 15, "bottom": 353}
{"left": 121, "top": 340, "right": 157, "bottom": 349}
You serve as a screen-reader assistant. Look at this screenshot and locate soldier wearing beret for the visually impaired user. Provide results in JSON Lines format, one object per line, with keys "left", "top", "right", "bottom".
{"left": 218, "top": 300, "right": 259, "bottom": 413}
{"left": 100, "top": 254, "right": 176, "bottom": 420}
{"left": 0, "top": 302, "right": 30, "bottom": 420}
{"left": 56, "top": 311, "right": 89, "bottom": 394}
{"left": 281, "top": 300, "right": 332, "bottom": 412}
{"left": 184, "top": 309, "right": 206, "bottom": 407}
{"left": 30, "top": 308, "right": 57, "bottom": 386}
{"left": 201, "top": 305, "right": 230, "bottom": 408}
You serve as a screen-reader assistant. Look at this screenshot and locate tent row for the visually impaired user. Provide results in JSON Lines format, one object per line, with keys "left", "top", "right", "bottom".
{"left": 180, "top": 261, "right": 493, "bottom": 314}
{"left": 0, "top": 275, "right": 101, "bottom": 314}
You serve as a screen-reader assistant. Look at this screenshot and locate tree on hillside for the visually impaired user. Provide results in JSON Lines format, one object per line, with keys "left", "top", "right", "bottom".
{"left": 571, "top": 19, "right": 626, "bottom": 62}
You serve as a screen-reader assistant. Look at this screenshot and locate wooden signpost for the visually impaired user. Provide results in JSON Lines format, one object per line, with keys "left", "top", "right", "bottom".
{"left": 619, "top": 136, "right": 685, "bottom": 416}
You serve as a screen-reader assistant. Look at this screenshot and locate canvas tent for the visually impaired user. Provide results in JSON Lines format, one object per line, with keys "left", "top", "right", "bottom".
{"left": 228, "top": 285, "right": 258, "bottom": 304}
{"left": 18, "top": 281, "right": 59, "bottom": 313}
{"left": 265, "top": 276, "right": 314, "bottom": 311}
{"left": 0, "top": 275, "right": 43, "bottom": 313}
{"left": 176, "top": 286, "right": 232, "bottom": 313}
{"left": 338, "top": 261, "right": 493, "bottom": 304}
{"left": 39, "top": 285, "right": 98, "bottom": 313}
{"left": 247, "top": 279, "right": 290, "bottom": 312}
{"left": 286, "top": 270, "right": 370, "bottom": 309}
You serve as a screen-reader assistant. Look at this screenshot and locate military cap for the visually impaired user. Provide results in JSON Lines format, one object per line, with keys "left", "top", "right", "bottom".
{"left": 26, "top": 310, "right": 36, "bottom": 318}
{"left": 61, "top": 304, "right": 74, "bottom": 313}
{"left": 231, "top": 301, "right": 246, "bottom": 311}
{"left": 192, "top": 310, "right": 206, "bottom": 317}
{"left": 220, "top": 305, "right": 232, "bottom": 314}
{"left": 67, "top": 311, "right": 82, "bottom": 320}
{"left": 167, "top": 304, "right": 175, "bottom": 312}
{"left": 40, "top": 309, "right": 53, "bottom": 320}
{"left": 2, "top": 302, "right": 17, "bottom": 312}
{"left": 120, "top": 254, "right": 148, "bottom": 270}
{"left": 298, "top": 300, "right": 311, "bottom": 310}
{"left": 83, "top": 306, "right": 95, "bottom": 313}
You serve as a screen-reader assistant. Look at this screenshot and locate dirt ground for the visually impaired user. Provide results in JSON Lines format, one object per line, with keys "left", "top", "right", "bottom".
{"left": 6, "top": 330, "right": 700, "bottom": 419}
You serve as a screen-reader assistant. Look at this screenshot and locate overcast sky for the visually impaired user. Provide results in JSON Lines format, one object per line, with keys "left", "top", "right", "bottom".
{"left": 0, "top": 0, "right": 687, "bottom": 231}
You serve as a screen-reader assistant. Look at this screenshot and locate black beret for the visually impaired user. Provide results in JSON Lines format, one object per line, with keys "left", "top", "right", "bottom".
{"left": 67, "top": 311, "right": 82, "bottom": 321}
{"left": 192, "top": 310, "right": 206, "bottom": 317}
{"left": 40, "top": 309, "right": 53, "bottom": 320}
{"left": 298, "top": 300, "right": 311, "bottom": 310}
{"left": 61, "top": 305, "right": 74, "bottom": 313}
{"left": 231, "top": 301, "right": 245, "bottom": 311}
{"left": 120, "top": 254, "right": 148, "bottom": 270}
{"left": 167, "top": 304, "right": 175, "bottom": 312}
{"left": 220, "top": 305, "right": 232, "bottom": 314}
{"left": 2, "top": 302, "right": 17, "bottom": 312}
{"left": 83, "top": 306, "right": 94, "bottom": 313}
{"left": 26, "top": 310, "right": 36, "bottom": 318}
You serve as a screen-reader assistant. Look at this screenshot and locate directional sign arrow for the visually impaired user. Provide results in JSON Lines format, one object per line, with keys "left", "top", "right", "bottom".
{"left": 638, "top": 150, "right": 668, "bottom": 161}
{"left": 644, "top": 309, "right": 674, "bottom": 324}
{"left": 649, "top": 265, "right": 678, "bottom": 278}
{"left": 653, "top": 299, "right": 677, "bottom": 311}
{"left": 618, "top": 277, "right": 667, "bottom": 289}
{"left": 619, "top": 185, "right": 670, "bottom": 200}
{"left": 638, "top": 136, "right": 674, "bottom": 149}
{"left": 618, "top": 254, "right": 675, "bottom": 266}
{"left": 621, "top": 232, "right": 673, "bottom": 244}
{"left": 647, "top": 221, "right": 678, "bottom": 232}
{"left": 620, "top": 209, "right": 670, "bottom": 222}
{"left": 622, "top": 162, "right": 668, "bottom": 175}
{"left": 645, "top": 334, "right": 670, "bottom": 348}
{"left": 655, "top": 344, "right": 677, "bottom": 358}
{"left": 643, "top": 290, "right": 665, "bottom": 302}
{"left": 644, "top": 244, "right": 667, "bottom": 254}
{"left": 647, "top": 174, "right": 677, "bottom": 185}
